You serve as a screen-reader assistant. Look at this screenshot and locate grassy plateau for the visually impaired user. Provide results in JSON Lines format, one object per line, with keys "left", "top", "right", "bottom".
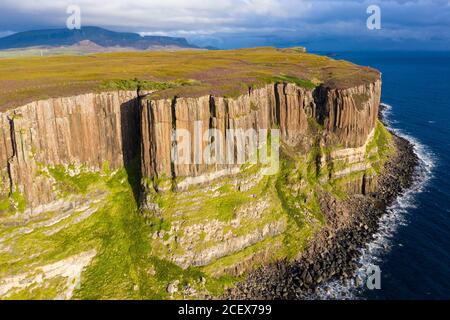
{"left": 0, "top": 47, "right": 379, "bottom": 111}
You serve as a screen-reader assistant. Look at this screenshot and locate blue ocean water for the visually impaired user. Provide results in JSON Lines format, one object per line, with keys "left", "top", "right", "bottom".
{"left": 318, "top": 51, "right": 450, "bottom": 299}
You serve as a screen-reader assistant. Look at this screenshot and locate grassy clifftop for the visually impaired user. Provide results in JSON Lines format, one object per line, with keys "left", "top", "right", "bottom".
{"left": 0, "top": 47, "right": 379, "bottom": 111}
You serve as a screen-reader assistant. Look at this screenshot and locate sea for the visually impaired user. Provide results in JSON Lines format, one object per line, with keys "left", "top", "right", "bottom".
{"left": 314, "top": 51, "right": 450, "bottom": 299}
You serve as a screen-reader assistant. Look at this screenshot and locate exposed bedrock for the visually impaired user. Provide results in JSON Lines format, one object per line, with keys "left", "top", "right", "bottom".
{"left": 0, "top": 91, "right": 140, "bottom": 208}
{"left": 140, "top": 80, "right": 381, "bottom": 202}
{"left": 0, "top": 78, "right": 380, "bottom": 211}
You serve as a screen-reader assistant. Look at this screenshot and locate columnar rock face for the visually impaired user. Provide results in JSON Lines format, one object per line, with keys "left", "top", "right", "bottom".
{"left": 0, "top": 91, "right": 140, "bottom": 208}
{"left": 315, "top": 82, "right": 381, "bottom": 148}
{"left": 140, "top": 91, "right": 276, "bottom": 191}
{"left": 140, "top": 80, "right": 381, "bottom": 197}
{"left": 0, "top": 78, "right": 381, "bottom": 210}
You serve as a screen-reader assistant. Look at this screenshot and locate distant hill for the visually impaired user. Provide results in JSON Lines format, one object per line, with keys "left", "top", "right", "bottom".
{"left": 0, "top": 26, "right": 198, "bottom": 51}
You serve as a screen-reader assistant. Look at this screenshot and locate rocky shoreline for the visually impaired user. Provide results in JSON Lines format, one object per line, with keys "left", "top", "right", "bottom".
{"left": 224, "top": 126, "right": 419, "bottom": 299}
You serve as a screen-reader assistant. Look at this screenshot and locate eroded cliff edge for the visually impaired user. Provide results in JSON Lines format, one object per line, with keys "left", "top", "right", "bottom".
{"left": 0, "top": 79, "right": 380, "bottom": 211}
{"left": 0, "top": 74, "right": 396, "bottom": 299}
{"left": 140, "top": 80, "right": 380, "bottom": 199}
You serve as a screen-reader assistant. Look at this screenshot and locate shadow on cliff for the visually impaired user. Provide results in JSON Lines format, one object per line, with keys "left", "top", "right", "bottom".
{"left": 312, "top": 84, "right": 328, "bottom": 126}
{"left": 120, "top": 97, "right": 142, "bottom": 204}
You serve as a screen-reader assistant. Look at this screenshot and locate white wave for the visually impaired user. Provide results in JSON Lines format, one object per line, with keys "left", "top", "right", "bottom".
{"left": 314, "top": 102, "right": 436, "bottom": 300}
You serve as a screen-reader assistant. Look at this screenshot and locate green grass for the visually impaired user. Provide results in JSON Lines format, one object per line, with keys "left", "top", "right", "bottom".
{"left": 0, "top": 190, "right": 27, "bottom": 215}
{"left": 0, "top": 122, "right": 394, "bottom": 299}
{"left": 200, "top": 190, "right": 249, "bottom": 222}
{"left": 47, "top": 165, "right": 102, "bottom": 196}
{"left": 99, "top": 78, "right": 200, "bottom": 91}
{"left": 0, "top": 137, "right": 392, "bottom": 299}
{"left": 139, "top": 155, "right": 326, "bottom": 281}
{"left": 0, "top": 165, "right": 146, "bottom": 299}
{"left": 0, "top": 198, "right": 10, "bottom": 212}
{"left": 0, "top": 159, "right": 255, "bottom": 299}
{"left": 324, "top": 121, "right": 395, "bottom": 197}
{"left": 270, "top": 74, "right": 318, "bottom": 89}
{"left": 365, "top": 121, "right": 394, "bottom": 173}
{"left": 10, "top": 191, "right": 26, "bottom": 212}
{"left": 275, "top": 145, "right": 327, "bottom": 229}
{"left": 146, "top": 217, "right": 172, "bottom": 234}
{"left": 5, "top": 277, "right": 67, "bottom": 300}
{"left": 0, "top": 46, "right": 386, "bottom": 299}
{"left": 275, "top": 158, "right": 304, "bottom": 227}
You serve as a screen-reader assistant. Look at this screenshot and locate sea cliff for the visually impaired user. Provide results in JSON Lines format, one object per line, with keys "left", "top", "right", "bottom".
{"left": 0, "top": 48, "right": 411, "bottom": 300}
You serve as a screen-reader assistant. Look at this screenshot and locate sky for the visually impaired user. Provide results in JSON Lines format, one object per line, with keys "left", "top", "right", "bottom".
{"left": 0, "top": 0, "right": 449, "bottom": 50}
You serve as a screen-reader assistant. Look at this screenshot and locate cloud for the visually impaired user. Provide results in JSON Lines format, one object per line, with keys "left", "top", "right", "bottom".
{"left": 0, "top": 0, "right": 449, "bottom": 50}
{"left": 0, "top": 0, "right": 309, "bottom": 29}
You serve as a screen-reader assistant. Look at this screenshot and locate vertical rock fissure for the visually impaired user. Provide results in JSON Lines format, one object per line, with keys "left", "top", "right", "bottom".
{"left": 362, "top": 173, "right": 367, "bottom": 195}
{"left": 126, "top": 91, "right": 143, "bottom": 204}
{"left": 170, "top": 96, "right": 178, "bottom": 188}
{"left": 6, "top": 115, "right": 17, "bottom": 195}
{"left": 282, "top": 83, "right": 288, "bottom": 133}
{"left": 333, "top": 95, "right": 339, "bottom": 130}
{"left": 134, "top": 95, "right": 143, "bottom": 162}
{"left": 133, "top": 90, "right": 144, "bottom": 162}
{"left": 209, "top": 95, "right": 217, "bottom": 167}
{"left": 273, "top": 83, "right": 281, "bottom": 127}
{"left": 147, "top": 101, "right": 159, "bottom": 191}
{"left": 224, "top": 98, "right": 230, "bottom": 165}
{"left": 312, "top": 85, "right": 327, "bottom": 126}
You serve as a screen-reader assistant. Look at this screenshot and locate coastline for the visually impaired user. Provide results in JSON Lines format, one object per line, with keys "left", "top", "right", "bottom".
{"left": 224, "top": 106, "right": 420, "bottom": 300}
